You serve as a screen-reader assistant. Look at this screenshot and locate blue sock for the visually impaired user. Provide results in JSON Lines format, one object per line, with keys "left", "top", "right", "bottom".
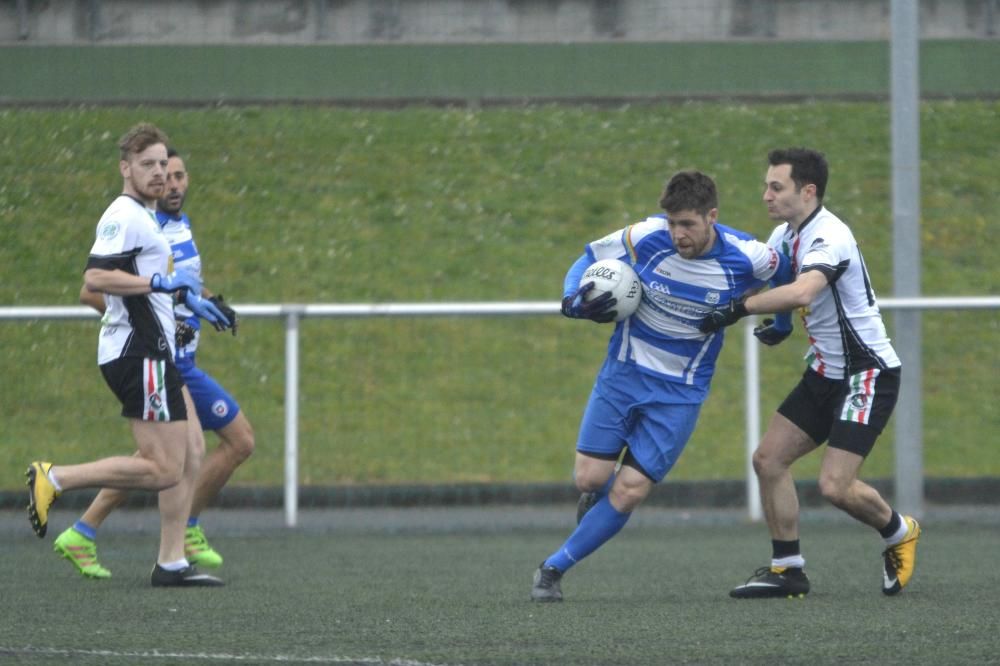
{"left": 73, "top": 520, "right": 97, "bottom": 540}
{"left": 187, "top": 516, "right": 199, "bottom": 528}
{"left": 544, "top": 495, "right": 631, "bottom": 572}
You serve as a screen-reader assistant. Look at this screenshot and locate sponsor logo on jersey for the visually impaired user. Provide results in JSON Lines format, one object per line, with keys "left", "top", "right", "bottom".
{"left": 648, "top": 280, "right": 671, "bottom": 296}
{"left": 98, "top": 221, "right": 121, "bottom": 240}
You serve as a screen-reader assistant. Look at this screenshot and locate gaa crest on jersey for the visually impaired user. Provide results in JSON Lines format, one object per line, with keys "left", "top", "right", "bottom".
{"left": 212, "top": 400, "right": 229, "bottom": 418}
{"left": 98, "top": 221, "right": 121, "bottom": 240}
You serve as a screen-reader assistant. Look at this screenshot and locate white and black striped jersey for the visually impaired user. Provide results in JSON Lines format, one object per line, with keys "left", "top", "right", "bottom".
{"left": 85, "top": 195, "right": 176, "bottom": 365}
{"left": 766, "top": 206, "right": 900, "bottom": 380}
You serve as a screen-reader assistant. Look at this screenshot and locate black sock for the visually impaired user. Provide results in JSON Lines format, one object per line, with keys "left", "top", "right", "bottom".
{"left": 771, "top": 539, "right": 801, "bottom": 561}
{"left": 879, "top": 511, "right": 902, "bottom": 539}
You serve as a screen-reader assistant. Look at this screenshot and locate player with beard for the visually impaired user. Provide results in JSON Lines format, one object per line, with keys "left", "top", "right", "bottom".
{"left": 53, "top": 147, "right": 251, "bottom": 580}
{"left": 26, "top": 123, "right": 230, "bottom": 586}
{"left": 531, "top": 170, "right": 792, "bottom": 602}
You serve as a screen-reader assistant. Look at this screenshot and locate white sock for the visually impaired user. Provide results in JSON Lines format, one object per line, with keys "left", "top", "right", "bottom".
{"left": 158, "top": 558, "right": 190, "bottom": 571}
{"left": 772, "top": 555, "right": 806, "bottom": 570}
{"left": 884, "top": 518, "right": 910, "bottom": 546}
{"left": 47, "top": 468, "right": 63, "bottom": 492}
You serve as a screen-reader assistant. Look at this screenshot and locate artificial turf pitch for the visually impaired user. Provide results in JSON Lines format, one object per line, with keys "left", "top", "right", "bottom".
{"left": 2, "top": 507, "right": 998, "bottom": 665}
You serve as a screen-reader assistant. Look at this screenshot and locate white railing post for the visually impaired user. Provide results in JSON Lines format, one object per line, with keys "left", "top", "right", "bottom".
{"left": 284, "top": 308, "right": 301, "bottom": 528}
{"left": 744, "top": 319, "right": 762, "bottom": 522}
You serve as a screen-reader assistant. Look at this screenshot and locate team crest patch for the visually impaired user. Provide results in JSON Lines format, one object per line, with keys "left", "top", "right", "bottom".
{"left": 212, "top": 400, "right": 229, "bottom": 418}
{"left": 851, "top": 393, "right": 868, "bottom": 410}
{"left": 705, "top": 291, "right": 721, "bottom": 305}
{"left": 98, "top": 221, "right": 121, "bottom": 240}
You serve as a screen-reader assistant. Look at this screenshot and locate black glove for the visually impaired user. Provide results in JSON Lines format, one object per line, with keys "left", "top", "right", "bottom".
{"left": 698, "top": 298, "right": 749, "bottom": 334}
{"left": 753, "top": 316, "right": 793, "bottom": 346}
{"left": 208, "top": 294, "right": 239, "bottom": 336}
{"left": 175, "top": 318, "right": 197, "bottom": 348}
{"left": 561, "top": 282, "right": 618, "bottom": 324}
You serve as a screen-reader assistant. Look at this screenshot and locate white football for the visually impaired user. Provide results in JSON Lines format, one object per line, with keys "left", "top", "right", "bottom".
{"left": 579, "top": 258, "right": 642, "bottom": 322}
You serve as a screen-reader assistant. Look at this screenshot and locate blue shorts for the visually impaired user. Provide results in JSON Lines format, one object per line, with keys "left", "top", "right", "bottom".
{"left": 176, "top": 356, "right": 240, "bottom": 432}
{"left": 576, "top": 359, "right": 702, "bottom": 483}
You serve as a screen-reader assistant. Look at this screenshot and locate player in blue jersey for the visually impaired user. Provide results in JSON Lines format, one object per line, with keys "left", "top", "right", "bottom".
{"left": 531, "top": 170, "right": 792, "bottom": 602}
{"left": 54, "top": 148, "right": 254, "bottom": 579}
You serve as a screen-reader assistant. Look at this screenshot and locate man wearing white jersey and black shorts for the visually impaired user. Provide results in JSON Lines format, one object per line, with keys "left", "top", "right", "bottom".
{"left": 699, "top": 147, "right": 920, "bottom": 599}
{"left": 24, "top": 123, "right": 230, "bottom": 587}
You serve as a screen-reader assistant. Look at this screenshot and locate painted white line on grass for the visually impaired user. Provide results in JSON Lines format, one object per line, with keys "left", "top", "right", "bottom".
{"left": 0, "top": 646, "right": 459, "bottom": 666}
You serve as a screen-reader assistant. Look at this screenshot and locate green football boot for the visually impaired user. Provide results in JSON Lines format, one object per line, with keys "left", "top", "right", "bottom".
{"left": 185, "top": 524, "right": 223, "bottom": 569}
{"left": 53, "top": 528, "right": 111, "bottom": 579}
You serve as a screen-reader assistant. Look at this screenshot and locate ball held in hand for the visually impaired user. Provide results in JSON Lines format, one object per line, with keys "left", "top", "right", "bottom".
{"left": 579, "top": 259, "right": 642, "bottom": 322}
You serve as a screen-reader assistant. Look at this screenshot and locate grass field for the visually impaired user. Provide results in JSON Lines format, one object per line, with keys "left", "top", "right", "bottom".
{"left": 3, "top": 506, "right": 998, "bottom": 665}
{"left": 1, "top": 102, "right": 998, "bottom": 489}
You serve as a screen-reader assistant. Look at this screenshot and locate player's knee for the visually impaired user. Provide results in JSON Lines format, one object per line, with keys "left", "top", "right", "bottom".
{"left": 573, "top": 468, "right": 607, "bottom": 493}
{"left": 752, "top": 447, "right": 781, "bottom": 479}
{"left": 149, "top": 458, "right": 184, "bottom": 490}
{"left": 608, "top": 482, "right": 646, "bottom": 512}
{"left": 222, "top": 427, "right": 255, "bottom": 462}
{"left": 817, "top": 474, "right": 850, "bottom": 507}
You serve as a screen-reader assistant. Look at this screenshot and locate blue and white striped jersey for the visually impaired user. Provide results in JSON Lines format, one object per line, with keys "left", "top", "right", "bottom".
{"left": 582, "top": 215, "right": 783, "bottom": 397}
{"left": 156, "top": 210, "right": 203, "bottom": 359}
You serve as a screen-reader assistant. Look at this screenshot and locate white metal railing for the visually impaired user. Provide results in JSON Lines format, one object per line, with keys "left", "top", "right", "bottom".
{"left": 3, "top": 296, "right": 998, "bottom": 526}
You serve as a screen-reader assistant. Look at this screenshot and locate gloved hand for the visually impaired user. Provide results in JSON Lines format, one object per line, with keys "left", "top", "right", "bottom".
{"left": 561, "top": 282, "right": 617, "bottom": 324}
{"left": 698, "top": 298, "right": 749, "bottom": 334}
{"left": 150, "top": 268, "right": 202, "bottom": 294}
{"left": 753, "top": 312, "right": 793, "bottom": 346}
{"left": 208, "top": 294, "right": 239, "bottom": 336}
{"left": 175, "top": 318, "right": 197, "bottom": 348}
{"left": 185, "top": 290, "right": 231, "bottom": 332}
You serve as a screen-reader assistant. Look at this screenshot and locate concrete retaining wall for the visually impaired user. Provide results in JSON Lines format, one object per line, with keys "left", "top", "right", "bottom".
{"left": 2, "top": 0, "right": 998, "bottom": 45}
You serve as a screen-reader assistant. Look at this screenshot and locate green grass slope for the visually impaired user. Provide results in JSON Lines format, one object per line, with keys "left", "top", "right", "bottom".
{"left": 0, "top": 102, "right": 997, "bottom": 490}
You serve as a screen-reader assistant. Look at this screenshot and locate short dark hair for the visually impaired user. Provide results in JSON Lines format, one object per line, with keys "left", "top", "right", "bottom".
{"left": 659, "top": 170, "right": 718, "bottom": 215}
{"left": 118, "top": 122, "right": 169, "bottom": 162}
{"left": 768, "top": 148, "right": 828, "bottom": 201}
{"left": 167, "top": 146, "right": 180, "bottom": 159}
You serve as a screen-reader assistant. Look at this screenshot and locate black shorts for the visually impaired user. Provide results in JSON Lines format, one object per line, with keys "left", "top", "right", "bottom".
{"left": 777, "top": 366, "right": 900, "bottom": 458}
{"left": 100, "top": 356, "right": 188, "bottom": 422}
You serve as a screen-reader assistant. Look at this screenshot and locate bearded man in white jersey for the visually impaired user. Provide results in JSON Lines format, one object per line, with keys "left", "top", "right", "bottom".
{"left": 699, "top": 148, "right": 920, "bottom": 599}
{"left": 54, "top": 148, "right": 252, "bottom": 580}
{"left": 24, "top": 123, "right": 230, "bottom": 587}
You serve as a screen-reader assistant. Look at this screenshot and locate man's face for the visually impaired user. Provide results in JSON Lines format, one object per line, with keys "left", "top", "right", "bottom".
{"left": 666, "top": 208, "right": 717, "bottom": 259}
{"left": 158, "top": 155, "right": 188, "bottom": 215}
{"left": 121, "top": 143, "right": 167, "bottom": 205}
{"left": 763, "top": 164, "right": 813, "bottom": 224}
